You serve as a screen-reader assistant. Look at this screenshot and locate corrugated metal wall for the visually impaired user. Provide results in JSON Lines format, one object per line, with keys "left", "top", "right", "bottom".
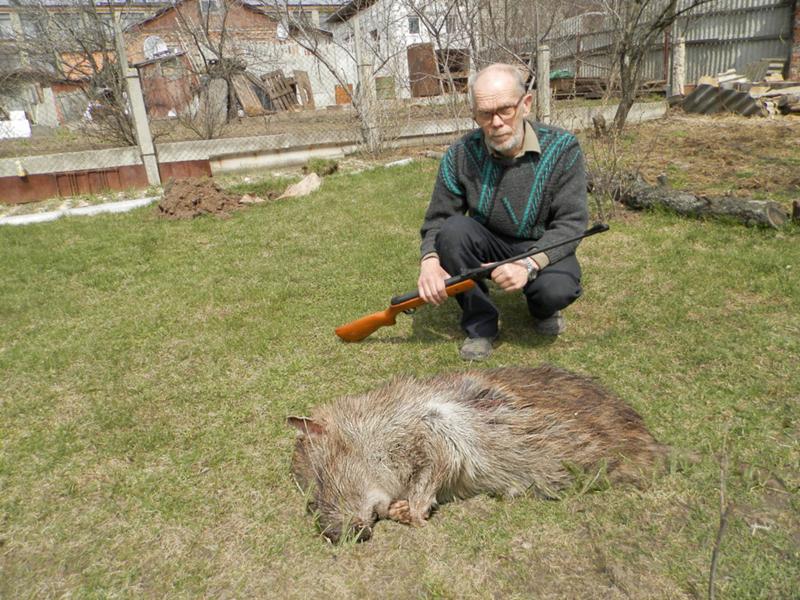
{"left": 546, "top": 0, "right": 794, "bottom": 83}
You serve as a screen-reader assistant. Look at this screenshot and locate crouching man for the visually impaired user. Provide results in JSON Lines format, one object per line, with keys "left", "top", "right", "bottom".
{"left": 417, "top": 63, "right": 589, "bottom": 361}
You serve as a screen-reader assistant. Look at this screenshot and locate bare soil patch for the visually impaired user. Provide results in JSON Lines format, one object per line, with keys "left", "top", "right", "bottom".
{"left": 157, "top": 177, "right": 245, "bottom": 220}
{"left": 613, "top": 113, "right": 800, "bottom": 204}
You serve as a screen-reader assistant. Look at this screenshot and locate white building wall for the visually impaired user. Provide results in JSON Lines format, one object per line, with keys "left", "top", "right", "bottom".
{"left": 328, "top": 0, "right": 471, "bottom": 99}
{"left": 240, "top": 38, "right": 358, "bottom": 108}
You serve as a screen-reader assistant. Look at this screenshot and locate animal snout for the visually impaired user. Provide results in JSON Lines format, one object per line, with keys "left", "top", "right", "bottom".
{"left": 321, "top": 519, "right": 373, "bottom": 544}
{"left": 351, "top": 522, "right": 373, "bottom": 542}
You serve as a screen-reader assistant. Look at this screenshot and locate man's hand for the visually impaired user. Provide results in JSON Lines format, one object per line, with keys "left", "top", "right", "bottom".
{"left": 418, "top": 257, "right": 451, "bottom": 305}
{"left": 489, "top": 259, "right": 534, "bottom": 292}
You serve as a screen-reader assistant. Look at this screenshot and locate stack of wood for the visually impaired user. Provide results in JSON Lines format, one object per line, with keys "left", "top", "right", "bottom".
{"left": 774, "top": 90, "right": 800, "bottom": 114}
{"left": 680, "top": 59, "right": 800, "bottom": 117}
{"left": 226, "top": 69, "right": 313, "bottom": 116}
{"left": 549, "top": 77, "right": 664, "bottom": 100}
{"left": 546, "top": 77, "right": 605, "bottom": 99}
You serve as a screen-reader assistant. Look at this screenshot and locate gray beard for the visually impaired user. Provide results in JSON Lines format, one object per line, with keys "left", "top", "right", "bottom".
{"left": 487, "top": 126, "right": 525, "bottom": 156}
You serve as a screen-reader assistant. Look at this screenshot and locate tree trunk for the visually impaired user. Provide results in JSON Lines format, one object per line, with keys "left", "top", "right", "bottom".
{"left": 613, "top": 51, "right": 638, "bottom": 131}
{"left": 613, "top": 93, "right": 635, "bottom": 132}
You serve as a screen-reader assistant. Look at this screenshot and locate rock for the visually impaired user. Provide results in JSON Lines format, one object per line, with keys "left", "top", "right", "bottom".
{"left": 277, "top": 173, "right": 323, "bottom": 200}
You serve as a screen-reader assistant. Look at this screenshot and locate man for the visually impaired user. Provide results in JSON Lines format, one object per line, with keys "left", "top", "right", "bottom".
{"left": 417, "top": 63, "right": 589, "bottom": 361}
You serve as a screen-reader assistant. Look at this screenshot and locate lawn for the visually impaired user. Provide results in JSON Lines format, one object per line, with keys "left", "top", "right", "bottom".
{"left": 1, "top": 147, "right": 798, "bottom": 598}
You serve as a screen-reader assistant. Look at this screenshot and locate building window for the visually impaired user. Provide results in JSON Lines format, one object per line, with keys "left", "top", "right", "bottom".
{"left": 0, "top": 49, "right": 20, "bottom": 71}
{"left": 408, "top": 15, "right": 419, "bottom": 35}
{"left": 277, "top": 21, "right": 288, "bottom": 40}
{"left": 20, "top": 14, "right": 43, "bottom": 38}
{"left": 444, "top": 15, "right": 457, "bottom": 34}
{"left": 200, "top": 0, "right": 219, "bottom": 15}
{"left": 121, "top": 12, "right": 145, "bottom": 28}
{"left": 370, "top": 28, "right": 379, "bottom": 53}
{"left": 0, "top": 13, "right": 15, "bottom": 39}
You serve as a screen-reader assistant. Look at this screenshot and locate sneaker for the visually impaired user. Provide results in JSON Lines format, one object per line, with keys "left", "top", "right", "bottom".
{"left": 459, "top": 336, "right": 495, "bottom": 361}
{"left": 533, "top": 311, "right": 566, "bottom": 336}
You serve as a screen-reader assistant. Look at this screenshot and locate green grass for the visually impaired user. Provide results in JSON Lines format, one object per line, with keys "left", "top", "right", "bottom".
{"left": 1, "top": 159, "right": 798, "bottom": 598}
{"left": 225, "top": 174, "right": 297, "bottom": 198}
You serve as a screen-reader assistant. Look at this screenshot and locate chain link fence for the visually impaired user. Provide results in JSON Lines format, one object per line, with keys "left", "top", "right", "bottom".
{"left": 1, "top": 0, "right": 477, "bottom": 165}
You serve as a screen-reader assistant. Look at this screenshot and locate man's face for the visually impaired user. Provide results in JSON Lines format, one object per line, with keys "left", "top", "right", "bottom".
{"left": 472, "top": 72, "right": 532, "bottom": 156}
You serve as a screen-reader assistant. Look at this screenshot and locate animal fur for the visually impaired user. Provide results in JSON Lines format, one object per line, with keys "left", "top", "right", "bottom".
{"left": 288, "top": 365, "right": 668, "bottom": 543}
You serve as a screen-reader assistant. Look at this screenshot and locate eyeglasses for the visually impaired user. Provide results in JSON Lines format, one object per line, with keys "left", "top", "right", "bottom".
{"left": 474, "top": 95, "right": 525, "bottom": 124}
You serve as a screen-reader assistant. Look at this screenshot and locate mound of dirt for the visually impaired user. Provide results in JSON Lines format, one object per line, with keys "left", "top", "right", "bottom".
{"left": 157, "top": 177, "right": 243, "bottom": 220}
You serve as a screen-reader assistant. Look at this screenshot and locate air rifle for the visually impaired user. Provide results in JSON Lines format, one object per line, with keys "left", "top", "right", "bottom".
{"left": 335, "top": 223, "right": 609, "bottom": 342}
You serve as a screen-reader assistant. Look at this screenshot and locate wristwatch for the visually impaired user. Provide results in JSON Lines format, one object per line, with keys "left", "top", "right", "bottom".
{"left": 524, "top": 257, "right": 538, "bottom": 282}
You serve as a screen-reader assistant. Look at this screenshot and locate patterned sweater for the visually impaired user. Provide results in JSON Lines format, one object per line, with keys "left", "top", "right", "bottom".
{"left": 420, "top": 121, "right": 588, "bottom": 267}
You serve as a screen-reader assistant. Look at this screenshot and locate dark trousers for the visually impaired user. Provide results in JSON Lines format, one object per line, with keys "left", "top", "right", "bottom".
{"left": 435, "top": 215, "right": 582, "bottom": 338}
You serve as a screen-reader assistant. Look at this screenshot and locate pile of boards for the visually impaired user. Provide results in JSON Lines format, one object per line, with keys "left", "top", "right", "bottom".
{"left": 231, "top": 69, "right": 315, "bottom": 117}
{"left": 678, "top": 59, "right": 800, "bottom": 117}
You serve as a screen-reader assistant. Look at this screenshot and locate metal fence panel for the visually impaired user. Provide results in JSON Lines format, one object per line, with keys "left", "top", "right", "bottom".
{"left": 545, "top": 0, "right": 793, "bottom": 83}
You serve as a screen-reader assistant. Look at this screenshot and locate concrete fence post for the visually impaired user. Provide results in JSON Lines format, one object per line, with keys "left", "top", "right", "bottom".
{"left": 670, "top": 36, "right": 686, "bottom": 97}
{"left": 536, "top": 45, "right": 551, "bottom": 124}
{"left": 352, "top": 14, "right": 380, "bottom": 153}
{"left": 113, "top": 14, "right": 160, "bottom": 186}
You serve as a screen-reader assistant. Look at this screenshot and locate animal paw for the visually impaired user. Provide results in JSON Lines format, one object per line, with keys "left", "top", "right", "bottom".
{"left": 387, "top": 500, "right": 427, "bottom": 527}
{"left": 388, "top": 500, "right": 412, "bottom": 524}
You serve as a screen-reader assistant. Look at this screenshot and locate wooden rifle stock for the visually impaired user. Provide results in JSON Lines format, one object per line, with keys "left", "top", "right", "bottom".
{"left": 334, "top": 279, "right": 475, "bottom": 342}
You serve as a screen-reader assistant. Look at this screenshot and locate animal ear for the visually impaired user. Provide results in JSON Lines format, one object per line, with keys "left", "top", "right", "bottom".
{"left": 287, "top": 416, "right": 326, "bottom": 436}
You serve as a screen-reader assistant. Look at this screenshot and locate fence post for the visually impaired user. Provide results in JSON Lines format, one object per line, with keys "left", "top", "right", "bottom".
{"left": 670, "top": 36, "right": 686, "bottom": 97}
{"left": 536, "top": 45, "right": 551, "bottom": 124}
{"left": 352, "top": 14, "right": 380, "bottom": 153}
{"left": 113, "top": 14, "right": 160, "bottom": 186}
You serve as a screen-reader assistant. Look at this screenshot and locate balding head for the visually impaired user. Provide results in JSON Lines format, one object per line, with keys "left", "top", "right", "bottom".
{"left": 468, "top": 63, "right": 528, "bottom": 111}
{"left": 468, "top": 63, "right": 532, "bottom": 157}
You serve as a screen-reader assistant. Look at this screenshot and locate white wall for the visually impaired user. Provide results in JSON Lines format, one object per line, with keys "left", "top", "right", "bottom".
{"left": 241, "top": 39, "right": 358, "bottom": 107}
{"left": 327, "top": 0, "right": 471, "bottom": 99}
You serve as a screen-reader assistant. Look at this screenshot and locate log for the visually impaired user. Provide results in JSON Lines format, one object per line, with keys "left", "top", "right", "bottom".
{"left": 617, "top": 176, "right": 789, "bottom": 229}
{"left": 777, "top": 94, "right": 800, "bottom": 114}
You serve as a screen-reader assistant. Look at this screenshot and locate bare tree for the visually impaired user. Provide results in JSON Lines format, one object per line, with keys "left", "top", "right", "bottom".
{"left": 599, "top": 0, "right": 713, "bottom": 131}
{"left": 171, "top": 0, "right": 245, "bottom": 128}
{"left": 14, "top": 0, "right": 137, "bottom": 145}
{"left": 126, "top": 0, "right": 272, "bottom": 139}
{"left": 256, "top": 0, "right": 403, "bottom": 153}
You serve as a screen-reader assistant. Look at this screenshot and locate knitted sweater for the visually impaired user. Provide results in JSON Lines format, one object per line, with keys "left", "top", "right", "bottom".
{"left": 420, "top": 121, "right": 588, "bottom": 267}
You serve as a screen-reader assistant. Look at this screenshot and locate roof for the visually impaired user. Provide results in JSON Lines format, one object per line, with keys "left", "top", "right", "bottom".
{"left": 124, "top": 0, "right": 335, "bottom": 37}
{"left": 131, "top": 48, "right": 186, "bottom": 67}
{"left": 125, "top": 0, "right": 281, "bottom": 31}
{"left": 326, "top": 0, "right": 376, "bottom": 22}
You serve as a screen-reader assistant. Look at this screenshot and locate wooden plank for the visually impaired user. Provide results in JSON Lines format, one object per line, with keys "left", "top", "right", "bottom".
{"left": 232, "top": 73, "right": 264, "bottom": 117}
{"left": 293, "top": 70, "right": 315, "bottom": 109}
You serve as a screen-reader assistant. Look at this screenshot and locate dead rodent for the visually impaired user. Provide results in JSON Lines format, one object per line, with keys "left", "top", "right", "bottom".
{"left": 288, "top": 365, "right": 669, "bottom": 543}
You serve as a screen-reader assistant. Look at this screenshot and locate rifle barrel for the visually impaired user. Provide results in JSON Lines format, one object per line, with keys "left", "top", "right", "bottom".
{"left": 390, "top": 223, "right": 608, "bottom": 306}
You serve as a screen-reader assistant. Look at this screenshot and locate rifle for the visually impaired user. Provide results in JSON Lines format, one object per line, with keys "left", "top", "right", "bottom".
{"left": 335, "top": 223, "right": 609, "bottom": 342}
